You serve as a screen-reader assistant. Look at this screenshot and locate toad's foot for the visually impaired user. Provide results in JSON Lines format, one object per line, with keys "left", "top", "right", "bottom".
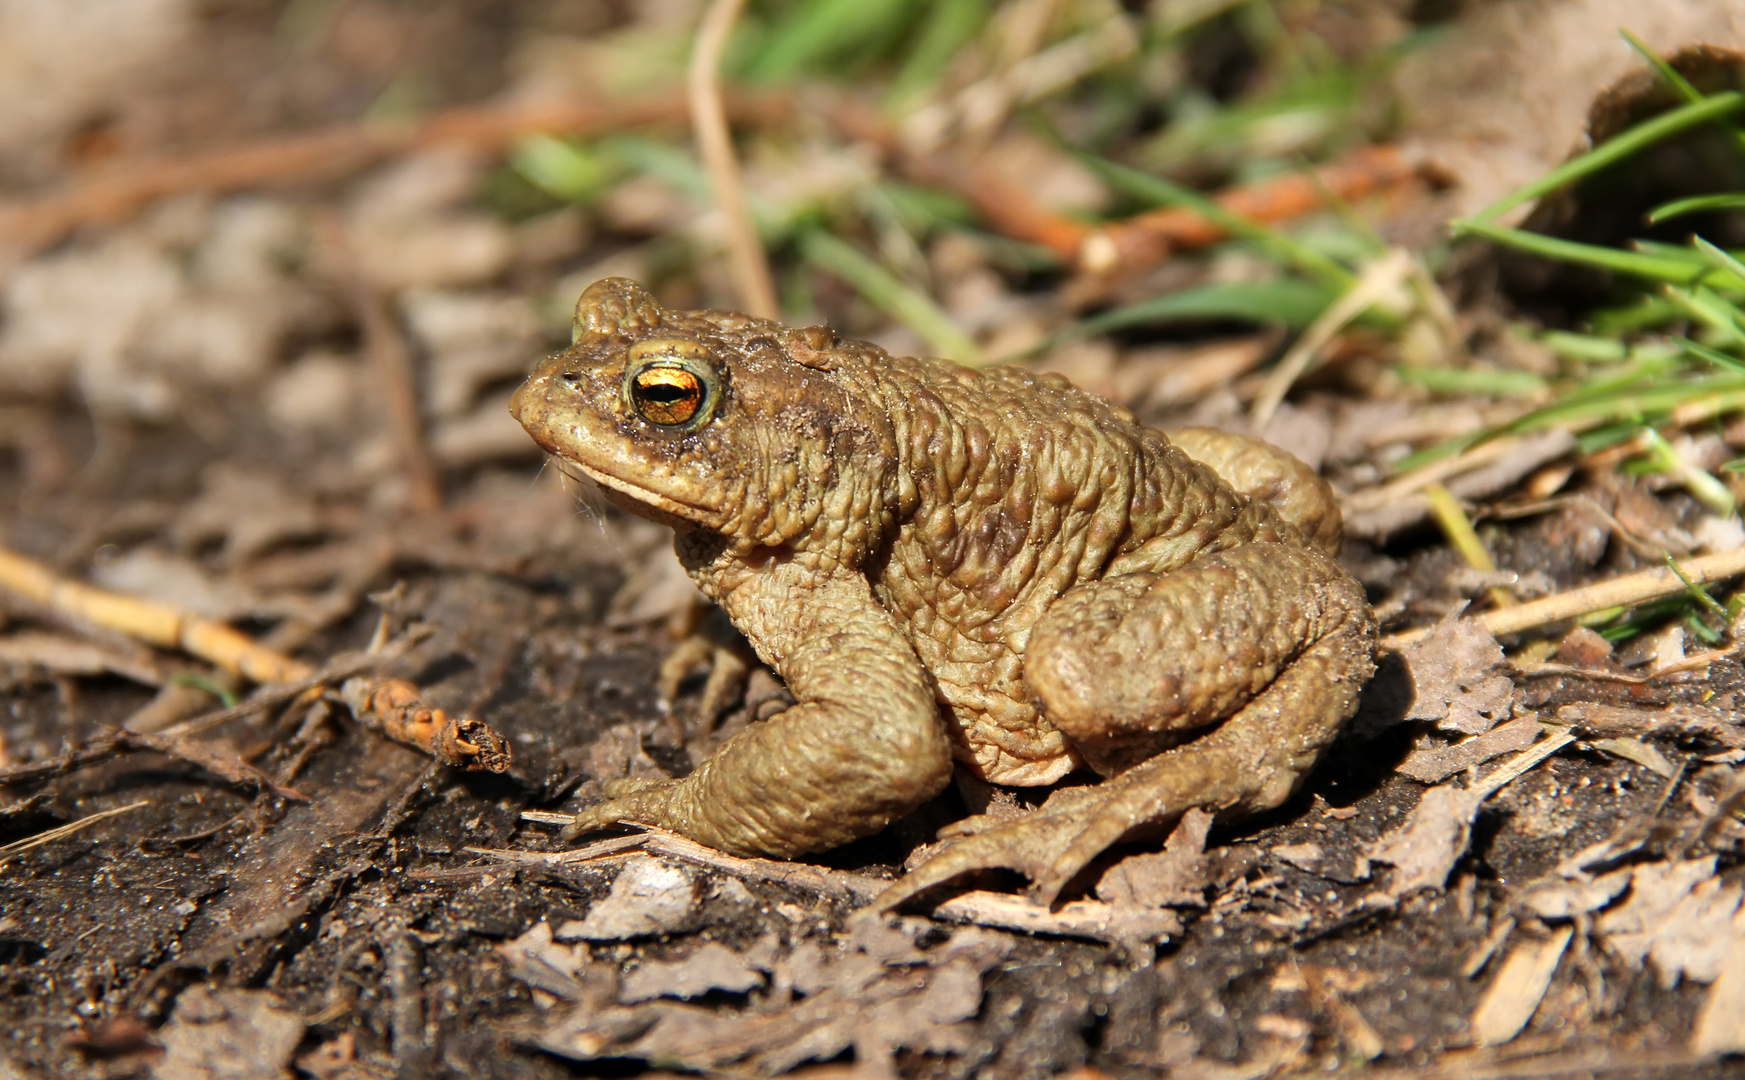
{"left": 559, "top": 778, "right": 676, "bottom": 841}
{"left": 875, "top": 590, "right": 1375, "bottom": 911}
{"left": 874, "top": 735, "right": 1254, "bottom": 912}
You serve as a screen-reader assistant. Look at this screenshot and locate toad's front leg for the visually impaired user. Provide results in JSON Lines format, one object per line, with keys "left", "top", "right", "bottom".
{"left": 877, "top": 542, "right": 1375, "bottom": 910}
{"left": 565, "top": 567, "right": 953, "bottom": 859}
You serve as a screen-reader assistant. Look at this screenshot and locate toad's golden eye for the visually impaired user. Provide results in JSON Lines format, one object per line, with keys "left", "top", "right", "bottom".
{"left": 629, "top": 363, "right": 709, "bottom": 427}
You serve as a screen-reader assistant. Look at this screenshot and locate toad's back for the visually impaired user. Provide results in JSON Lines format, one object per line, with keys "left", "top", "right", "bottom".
{"left": 855, "top": 352, "right": 1296, "bottom": 784}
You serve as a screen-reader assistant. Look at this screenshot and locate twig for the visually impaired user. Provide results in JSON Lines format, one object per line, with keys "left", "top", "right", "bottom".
{"left": 689, "top": 0, "right": 779, "bottom": 320}
{"left": 0, "top": 93, "right": 791, "bottom": 258}
{"left": 0, "top": 544, "right": 301, "bottom": 684}
{"left": 315, "top": 212, "right": 444, "bottom": 514}
{"left": 1077, "top": 145, "right": 1428, "bottom": 282}
{"left": 0, "top": 546, "right": 510, "bottom": 771}
{"left": 0, "top": 799, "right": 150, "bottom": 860}
{"left": 1383, "top": 548, "right": 1745, "bottom": 647}
{"left": 490, "top": 821, "right": 888, "bottom": 902}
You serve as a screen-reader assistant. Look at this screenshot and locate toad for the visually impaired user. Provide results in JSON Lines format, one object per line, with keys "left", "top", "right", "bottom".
{"left": 512, "top": 278, "right": 1376, "bottom": 906}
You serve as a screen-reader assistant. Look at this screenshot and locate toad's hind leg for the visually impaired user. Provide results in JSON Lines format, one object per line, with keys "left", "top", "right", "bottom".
{"left": 874, "top": 543, "right": 1375, "bottom": 911}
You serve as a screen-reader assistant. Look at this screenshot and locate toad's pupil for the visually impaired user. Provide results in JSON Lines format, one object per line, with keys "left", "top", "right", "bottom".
{"left": 633, "top": 369, "right": 702, "bottom": 424}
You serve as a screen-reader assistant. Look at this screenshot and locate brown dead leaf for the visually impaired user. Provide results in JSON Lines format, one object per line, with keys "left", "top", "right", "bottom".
{"left": 1360, "top": 732, "right": 1573, "bottom": 905}
{"left": 1097, "top": 806, "right": 1214, "bottom": 909}
{"left": 1359, "top": 783, "right": 1487, "bottom": 903}
{"left": 1596, "top": 857, "right": 1743, "bottom": 988}
{"left": 1397, "top": 715, "right": 1541, "bottom": 784}
{"left": 533, "top": 916, "right": 1012, "bottom": 1076}
{"left": 620, "top": 935, "right": 780, "bottom": 1003}
{"left": 496, "top": 922, "right": 615, "bottom": 1006}
{"left": 1397, "top": 613, "right": 1514, "bottom": 735}
{"left": 150, "top": 986, "right": 304, "bottom": 1080}
{"left": 555, "top": 855, "right": 700, "bottom": 941}
{"left": 1517, "top": 867, "right": 1632, "bottom": 920}
{"left": 1691, "top": 909, "right": 1745, "bottom": 1057}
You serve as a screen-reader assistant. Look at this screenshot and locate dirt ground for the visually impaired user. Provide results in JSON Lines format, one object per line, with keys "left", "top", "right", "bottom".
{"left": 3, "top": 2, "right": 1745, "bottom": 1078}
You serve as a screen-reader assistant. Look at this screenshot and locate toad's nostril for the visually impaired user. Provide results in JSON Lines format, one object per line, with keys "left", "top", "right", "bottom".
{"left": 560, "top": 371, "right": 581, "bottom": 383}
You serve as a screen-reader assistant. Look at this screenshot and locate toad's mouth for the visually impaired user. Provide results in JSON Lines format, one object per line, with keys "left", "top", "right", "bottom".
{"left": 545, "top": 453, "right": 720, "bottom": 524}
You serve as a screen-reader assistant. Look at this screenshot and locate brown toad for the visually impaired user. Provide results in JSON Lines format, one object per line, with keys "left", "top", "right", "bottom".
{"left": 512, "top": 278, "right": 1376, "bottom": 905}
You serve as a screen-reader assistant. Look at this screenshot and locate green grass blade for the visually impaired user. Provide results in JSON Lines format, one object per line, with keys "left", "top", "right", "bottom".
{"left": 1622, "top": 28, "right": 1745, "bottom": 157}
{"left": 1033, "top": 278, "right": 1336, "bottom": 354}
{"left": 797, "top": 229, "right": 981, "bottom": 364}
{"left": 1458, "top": 91, "right": 1745, "bottom": 228}
{"left": 886, "top": 0, "right": 988, "bottom": 110}
{"left": 1693, "top": 236, "right": 1745, "bottom": 292}
{"left": 1075, "top": 152, "right": 1354, "bottom": 289}
{"left": 1647, "top": 192, "right": 1745, "bottom": 224}
{"left": 1454, "top": 220, "right": 1744, "bottom": 287}
{"left": 1675, "top": 335, "right": 1745, "bottom": 373}
{"left": 740, "top": 0, "right": 918, "bottom": 83}
{"left": 1393, "top": 366, "right": 1547, "bottom": 397}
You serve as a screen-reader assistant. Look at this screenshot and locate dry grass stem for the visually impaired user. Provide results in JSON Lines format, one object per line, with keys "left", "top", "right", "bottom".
{"left": 1250, "top": 248, "right": 1413, "bottom": 428}
{"left": 0, "top": 545, "right": 303, "bottom": 684}
{"left": 1383, "top": 549, "right": 1745, "bottom": 647}
{"left": 690, "top": 0, "right": 779, "bottom": 320}
{"left": 0, "top": 546, "right": 508, "bottom": 770}
{"left": 489, "top": 823, "right": 887, "bottom": 902}
{"left": 0, "top": 800, "right": 150, "bottom": 860}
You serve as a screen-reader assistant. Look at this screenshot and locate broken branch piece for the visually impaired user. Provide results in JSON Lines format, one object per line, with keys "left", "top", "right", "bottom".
{"left": 0, "top": 545, "right": 509, "bottom": 772}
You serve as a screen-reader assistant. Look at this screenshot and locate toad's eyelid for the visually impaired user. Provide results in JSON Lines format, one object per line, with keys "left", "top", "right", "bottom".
{"left": 628, "top": 338, "right": 711, "bottom": 362}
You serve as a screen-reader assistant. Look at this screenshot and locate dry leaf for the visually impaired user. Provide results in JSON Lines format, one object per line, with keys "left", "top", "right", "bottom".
{"left": 619, "top": 935, "right": 779, "bottom": 1003}
{"left": 150, "top": 986, "right": 304, "bottom": 1080}
{"left": 1096, "top": 806, "right": 1214, "bottom": 909}
{"left": 1596, "top": 858, "right": 1743, "bottom": 988}
{"left": 555, "top": 856, "right": 700, "bottom": 941}
{"left": 534, "top": 916, "right": 1012, "bottom": 1076}
{"left": 1517, "top": 868, "right": 1631, "bottom": 920}
{"left": 1398, "top": 614, "right": 1514, "bottom": 735}
{"left": 1397, "top": 715, "right": 1540, "bottom": 784}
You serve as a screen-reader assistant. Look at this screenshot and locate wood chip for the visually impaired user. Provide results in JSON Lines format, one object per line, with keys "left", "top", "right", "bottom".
{"left": 1691, "top": 909, "right": 1745, "bottom": 1057}
{"left": 931, "top": 891, "right": 1182, "bottom": 947}
{"left": 1469, "top": 925, "right": 1573, "bottom": 1046}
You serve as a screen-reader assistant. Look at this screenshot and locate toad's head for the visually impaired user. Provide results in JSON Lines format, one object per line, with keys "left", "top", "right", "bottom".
{"left": 512, "top": 278, "right": 902, "bottom": 566}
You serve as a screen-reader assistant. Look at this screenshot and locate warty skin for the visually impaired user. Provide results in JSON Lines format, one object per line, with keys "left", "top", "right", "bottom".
{"left": 513, "top": 277, "right": 1376, "bottom": 902}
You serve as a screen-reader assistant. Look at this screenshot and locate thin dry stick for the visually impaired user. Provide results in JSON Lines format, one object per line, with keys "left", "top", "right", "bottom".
{"left": 0, "top": 546, "right": 509, "bottom": 770}
{"left": 0, "top": 545, "right": 301, "bottom": 684}
{"left": 0, "top": 800, "right": 150, "bottom": 860}
{"left": 690, "top": 0, "right": 779, "bottom": 320}
{"left": 316, "top": 213, "right": 443, "bottom": 514}
{"left": 0, "top": 94, "right": 793, "bottom": 258}
{"left": 1384, "top": 548, "right": 1745, "bottom": 647}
